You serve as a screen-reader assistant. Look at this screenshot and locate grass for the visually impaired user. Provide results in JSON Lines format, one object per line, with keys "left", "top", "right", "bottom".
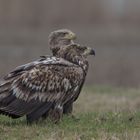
{"left": 0, "top": 86, "right": 140, "bottom": 140}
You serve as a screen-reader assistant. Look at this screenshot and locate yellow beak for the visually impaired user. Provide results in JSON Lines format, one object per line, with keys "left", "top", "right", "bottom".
{"left": 64, "top": 32, "right": 76, "bottom": 40}
{"left": 84, "top": 47, "right": 95, "bottom": 56}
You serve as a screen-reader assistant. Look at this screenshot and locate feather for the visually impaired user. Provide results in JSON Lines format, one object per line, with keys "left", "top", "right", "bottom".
{"left": 26, "top": 102, "right": 53, "bottom": 123}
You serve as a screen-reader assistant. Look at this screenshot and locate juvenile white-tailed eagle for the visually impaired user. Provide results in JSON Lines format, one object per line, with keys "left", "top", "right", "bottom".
{"left": 0, "top": 29, "right": 95, "bottom": 123}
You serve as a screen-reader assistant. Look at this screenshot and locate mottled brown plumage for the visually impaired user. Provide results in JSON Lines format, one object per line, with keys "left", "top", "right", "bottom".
{"left": 0, "top": 29, "right": 95, "bottom": 123}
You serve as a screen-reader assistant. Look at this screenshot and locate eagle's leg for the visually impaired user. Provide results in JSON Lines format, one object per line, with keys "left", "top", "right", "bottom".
{"left": 63, "top": 102, "right": 73, "bottom": 114}
{"left": 63, "top": 102, "right": 80, "bottom": 121}
{"left": 49, "top": 104, "right": 63, "bottom": 123}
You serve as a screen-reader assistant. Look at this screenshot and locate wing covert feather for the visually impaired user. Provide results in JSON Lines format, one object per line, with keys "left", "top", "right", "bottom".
{"left": 12, "top": 64, "right": 83, "bottom": 103}
{"left": 0, "top": 56, "right": 84, "bottom": 104}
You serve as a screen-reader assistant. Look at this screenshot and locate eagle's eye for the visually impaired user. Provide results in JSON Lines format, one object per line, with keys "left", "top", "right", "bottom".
{"left": 61, "top": 32, "right": 67, "bottom": 36}
{"left": 56, "top": 32, "right": 67, "bottom": 39}
{"left": 78, "top": 46, "right": 87, "bottom": 52}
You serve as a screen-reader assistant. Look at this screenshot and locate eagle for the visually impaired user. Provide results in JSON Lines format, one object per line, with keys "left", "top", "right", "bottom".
{"left": 0, "top": 29, "right": 95, "bottom": 123}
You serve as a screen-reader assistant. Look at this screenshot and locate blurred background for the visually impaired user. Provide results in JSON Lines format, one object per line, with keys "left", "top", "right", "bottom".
{"left": 0, "top": 0, "right": 140, "bottom": 88}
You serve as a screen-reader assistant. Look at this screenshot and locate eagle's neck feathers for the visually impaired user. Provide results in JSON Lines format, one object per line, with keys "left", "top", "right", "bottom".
{"left": 55, "top": 51, "right": 89, "bottom": 74}
{"left": 50, "top": 40, "right": 74, "bottom": 56}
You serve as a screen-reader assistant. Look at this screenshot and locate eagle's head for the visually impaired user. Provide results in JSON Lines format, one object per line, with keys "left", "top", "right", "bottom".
{"left": 56, "top": 43, "right": 95, "bottom": 59}
{"left": 56, "top": 43, "right": 95, "bottom": 71}
{"left": 49, "top": 29, "right": 76, "bottom": 54}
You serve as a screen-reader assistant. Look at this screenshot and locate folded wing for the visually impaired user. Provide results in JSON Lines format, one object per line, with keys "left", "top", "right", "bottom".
{"left": 0, "top": 56, "right": 84, "bottom": 119}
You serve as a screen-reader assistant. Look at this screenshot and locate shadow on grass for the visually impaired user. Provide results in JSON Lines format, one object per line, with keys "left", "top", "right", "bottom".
{"left": 0, "top": 115, "right": 26, "bottom": 126}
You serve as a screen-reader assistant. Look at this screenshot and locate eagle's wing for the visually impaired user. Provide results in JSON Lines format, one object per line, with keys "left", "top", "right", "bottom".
{"left": 0, "top": 56, "right": 84, "bottom": 118}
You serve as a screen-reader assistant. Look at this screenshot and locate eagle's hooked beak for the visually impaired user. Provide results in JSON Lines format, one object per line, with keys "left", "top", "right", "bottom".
{"left": 64, "top": 32, "right": 76, "bottom": 40}
{"left": 89, "top": 48, "right": 95, "bottom": 56}
{"left": 83, "top": 47, "right": 95, "bottom": 57}
{"left": 85, "top": 47, "right": 95, "bottom": 56}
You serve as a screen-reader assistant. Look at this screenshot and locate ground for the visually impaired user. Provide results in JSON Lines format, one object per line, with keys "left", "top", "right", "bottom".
{"left": 0, "top": 86, "right": 140, "bottom": 140}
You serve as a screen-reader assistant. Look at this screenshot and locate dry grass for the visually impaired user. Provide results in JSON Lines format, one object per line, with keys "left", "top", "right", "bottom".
{"left": 0, "top": 86, "right": 140, "bottom": 140}
{"left": 75, "top": 86, "right": 140, "bottom": 113}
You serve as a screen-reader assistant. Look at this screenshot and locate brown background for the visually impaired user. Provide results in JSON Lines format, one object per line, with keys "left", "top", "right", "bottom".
{"left": 0, "top": 0, "right": 140, "bottom": 87}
